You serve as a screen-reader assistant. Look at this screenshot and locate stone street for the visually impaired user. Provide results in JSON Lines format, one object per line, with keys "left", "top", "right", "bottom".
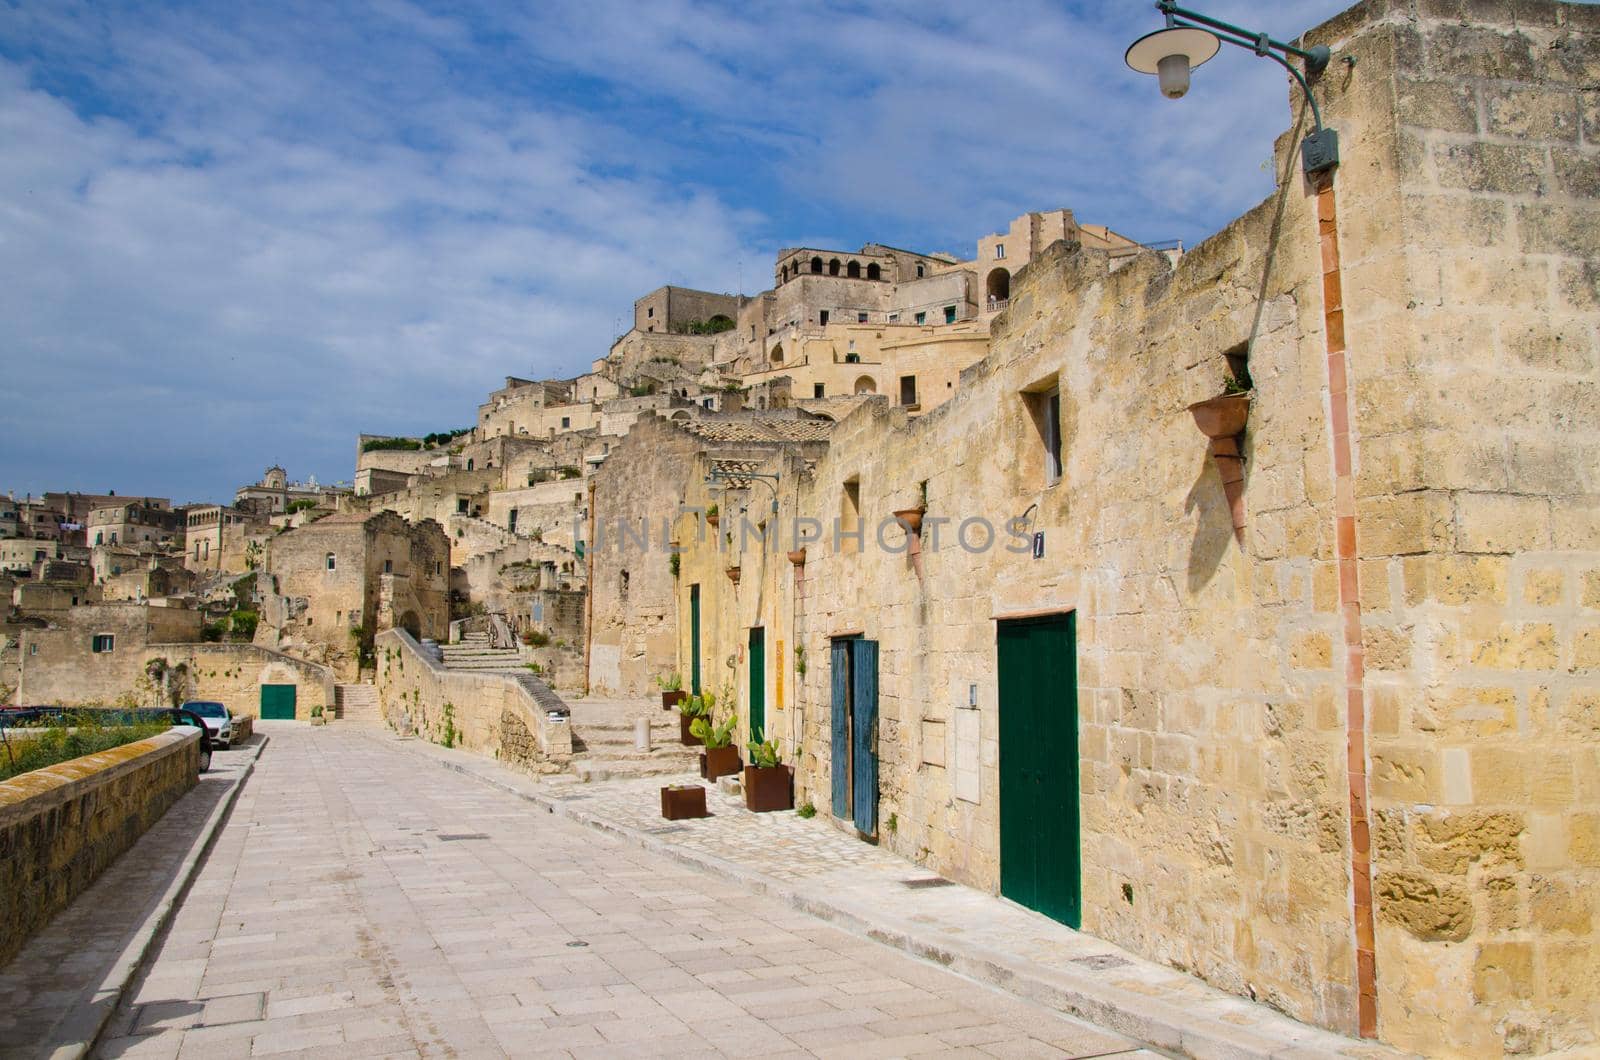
{"left": 94, "top": 723, "right": 1159, "bottom": 1059}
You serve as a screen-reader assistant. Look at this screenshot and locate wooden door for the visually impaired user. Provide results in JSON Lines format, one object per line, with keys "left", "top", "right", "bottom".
{"left": 998, "top": 613, "right": 1080, "bottom": 928}
{"left": 748, "top": 627, "right": 766, "bottom": 742}
{"left": 689, "top": 585, "right": 702, "bottom": 696}
{"left": 260, "top": 684, "right": 297, "bottom": 720}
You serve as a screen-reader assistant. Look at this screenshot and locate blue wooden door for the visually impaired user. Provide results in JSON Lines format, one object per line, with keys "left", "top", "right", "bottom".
{"left": 830, "top": 640, "right": 850, "bottom": 820}
{"left": 850, "top": 639, "right": 879, "bottom": 835}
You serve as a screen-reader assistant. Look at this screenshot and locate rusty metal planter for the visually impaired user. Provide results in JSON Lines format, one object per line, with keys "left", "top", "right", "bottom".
{"left": 660, "top": 784, "right": 708, "bottom": 820}
{"left": 743, "top": 764, "right": 794, "bottom": 812}
{"left": 700, "top": 745, "right": 741, "bottom": 780}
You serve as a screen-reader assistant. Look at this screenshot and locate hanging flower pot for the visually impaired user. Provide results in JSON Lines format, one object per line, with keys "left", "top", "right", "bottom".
{"left": 1187, "top": 393, "right": 1251, "bottom": 543}
{"left": 891, "top": 508, "right": 925, "bottom": 534}
{"left": 1187, "top": 393, "right": 1251, "bottom": 440}
{"left": 725, "top": 564, "right": 741, "bottom": 584}
{"left": 786, "top": 548, "right": 807, "bottom": 566}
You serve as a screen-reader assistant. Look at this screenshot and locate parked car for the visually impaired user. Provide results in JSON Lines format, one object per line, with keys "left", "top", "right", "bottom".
{"left": 181, "top": 701, "right": 234, "bottom": 749}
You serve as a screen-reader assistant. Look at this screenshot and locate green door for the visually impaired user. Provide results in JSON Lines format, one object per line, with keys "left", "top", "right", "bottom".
{"left": 748, "top": 627, "right": 766, "bottom": 742}
{"left": 260, "top": 684, "right": 297, "bottom": 720}
{"left": 998, "top": 613, "right": 1080, "bottom": 928}
{"left": 689, "top": 585, "right": 702, "bottom": 697}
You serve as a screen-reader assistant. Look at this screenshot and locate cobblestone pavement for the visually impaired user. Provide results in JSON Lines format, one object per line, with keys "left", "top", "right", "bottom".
{"left": 94, "top": 723, "right": 1159, "bottom": 1059}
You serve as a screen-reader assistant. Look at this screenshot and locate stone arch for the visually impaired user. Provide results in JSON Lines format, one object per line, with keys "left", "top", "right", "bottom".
{"left": 399, "top": 610, "right": 422, "bottom": 638}
{"left": 770, "top": 343, "right": 784, "bottom": 364}
{"left": 828, "top": 258, "right": 841, "bottom": 276}
{"left": 670, "top": 410, "right": 690, "bottom": 421}
{"left": 810, "top": 256, "right": 823, "bottom": 274}
{"left": 986, "top": 267, "right": 1011, "bottom": 302}
{"left": 707, "top": 314, "right": 733, "bottom": 331}
{"left": 853, "top": 375, "right": 877, "bottom": 395}
{"left": 846, "top": 260, "right": 861, "bottom": 279}
{"left": 867, "top": 262, "right": 881, "bottom": 281}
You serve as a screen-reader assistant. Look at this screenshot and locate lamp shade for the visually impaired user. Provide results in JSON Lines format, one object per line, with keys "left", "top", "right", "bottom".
{"left": 1125, "top": 25, "right": 1221, "bottom": 77}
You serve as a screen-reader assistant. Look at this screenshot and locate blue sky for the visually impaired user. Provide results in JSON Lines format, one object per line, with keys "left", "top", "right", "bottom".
{"left": 1, "top": 0, "right": 1355, "bottom": 504}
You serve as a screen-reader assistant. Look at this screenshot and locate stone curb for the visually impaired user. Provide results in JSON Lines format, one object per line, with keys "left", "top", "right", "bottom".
{"left": 54, "top": 736, "right": 268, "bottom": 1060}
{"left": 389, "top": 735, "right": 1409, "bottom": 1060}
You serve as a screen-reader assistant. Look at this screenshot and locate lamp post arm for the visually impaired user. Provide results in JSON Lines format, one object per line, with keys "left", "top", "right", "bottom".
{"left": 1157, "top": 1, "right": 1326, "bottom": 68}
{"left": 1174, "top": 19, "right": 1325, "bottom": 132}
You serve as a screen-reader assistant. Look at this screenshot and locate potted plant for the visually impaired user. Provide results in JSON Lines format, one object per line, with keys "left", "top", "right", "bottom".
{"left": 1187, "top": 367, "right": 1253, "bottom": 440}
{"left": 743, "top": 732, "right": 793, "bottom": 812}
{"left": 692, "top": 712, "right": 741, "bottom": 780}
{"left": 657, "top": 672, "right": 685, "bottom": 711}
{"left": 310, "top": 704, "right": 326, "bottom": 727}
{"left": 705, "top": 503, "right": 719, "bottom": 528}
{"left": 678, "top": 692, "right": 710, "bottom": 746}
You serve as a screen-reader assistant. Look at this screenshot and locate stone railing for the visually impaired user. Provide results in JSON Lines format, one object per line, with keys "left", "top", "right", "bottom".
{"left": 374, "top": 629, "right": 571, "bottom": 774}
{"left": 0, "top": 727, "right": 199, "bottom": 965}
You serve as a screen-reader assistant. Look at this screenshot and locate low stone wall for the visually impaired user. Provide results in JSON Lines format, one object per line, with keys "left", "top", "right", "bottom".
{"left": 231, "top": 715, "right": 254, "bottom": 743}
{"left": 375, "top": 629, "right": 571, "bottom": 774}
{"left": 0, "top": 728, "right": 199, "bottom": 966}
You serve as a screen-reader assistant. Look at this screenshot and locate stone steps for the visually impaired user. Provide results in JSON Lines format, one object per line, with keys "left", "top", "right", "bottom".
{"left": 334, "top": 683, "right": 382, "bottom": 723}
{"left": 572, "top": 754, "right": 702, "bottom": 783}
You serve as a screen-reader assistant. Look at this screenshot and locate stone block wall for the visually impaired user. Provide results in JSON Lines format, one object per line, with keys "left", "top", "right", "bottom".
{"left": 374, "top": 628, "right": 571, "bottom": 773}
{"left": 0, "top": 728, "right": 198, "bottom": 965}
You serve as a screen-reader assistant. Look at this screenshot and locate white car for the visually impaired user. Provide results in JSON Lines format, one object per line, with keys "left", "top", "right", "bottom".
{"left": 182, "top": 700, "right": 234, "bottom": 749}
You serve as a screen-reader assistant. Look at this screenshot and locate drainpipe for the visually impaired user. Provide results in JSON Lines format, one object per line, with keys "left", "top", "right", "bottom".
{"left": 583, "top": 480, "right": 596, "bottom": 696}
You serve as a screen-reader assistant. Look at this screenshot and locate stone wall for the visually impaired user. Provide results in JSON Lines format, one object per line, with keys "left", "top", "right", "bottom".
{"left": 0, "top": 728, "right": 198, "bottom": 965}
{"left": 374, "top": 628, "right": 571, "bottom": 773}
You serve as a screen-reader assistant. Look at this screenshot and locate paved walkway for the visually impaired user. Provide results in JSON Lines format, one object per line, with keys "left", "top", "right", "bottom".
{"left": 94, "top": 724, "right": 1159, "bottom": 1058}
{"left": 395, "top": 727, "right": 1402, "bottom": 1060}
{"left": 1, "top": 734, "right": 263, "bottom": 1060}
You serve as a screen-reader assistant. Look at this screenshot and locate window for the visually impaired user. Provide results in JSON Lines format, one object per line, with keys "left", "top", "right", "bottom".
{"left": 914, "top": 312, "right": 926, "bottom": 325}
{"left": 620, "top": 569, "right": 630, "bottom": 599}
{"left": 900, "top": 375, "right": 918, "bottom": 407}
{"left": 819, "top": 310, "right": 830, "bottom": 326}
{"left": 888, "top": 313, "right": 899, "bottom": 323}
{"left": 326, "top": 552, "right": 337, "bottom": 571}
{"left": 95, "top": 532, "right": 103, "bottom": 545}
{"left": 457, "top": 499, "right": 468, "bottom": 513}
{"left": 857, "top": 312, "right": 868, "bottom": 323}
{"left": 867, "top": 263, "right": 881, "bottom": 281}
{"left": 466, "top": 458, "right": 474, "bottom": 471}
{"left": 29, "top": 643, "right": 37, "bottom": 656}
{"left": 814, "top": 383, "right": 825, "bottom": 398}
{"left": 434, "top": 562, "right": 442, "bottom": 575}
{"left": 916, "top": 263, "right": 925, "bottom": 278}
{"left": 508, "top": 509, "right": 518, "bottom": 532}
{"left": 561, "top": 417, "right": 570, "bottom": 428}
{"left": 92, "top": 634, "right": 114, "bottom": 653}
{"left": 995, "top": 243, "right": 1006, "bottom": 259}
{"left": 841, "top": 478, "right": 862, "bottom": 554}
{"left": 845, "top": 352, "right": 860, "bottom": 364}
{"left": 944, "top": 305, "right": 957, "bottom": 324}
{"left": 647, "top": 307, "right": 654, "bottom": 318}
{"left": 1030, "top": 387, "right": 1063, "bottom": 485}
{"left": 383, "top": 559, "right": 393, "bottom": 574}
{"left": 702, "top": 398, "right": 714, "bottom": 408}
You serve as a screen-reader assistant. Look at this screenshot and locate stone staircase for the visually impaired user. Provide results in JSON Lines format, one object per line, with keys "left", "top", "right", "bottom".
{"left": 439, "top": 631, "right": 529, "bottom": 674}
{"left": 334, "top": 683, "right": 382, "bottom": 723}
{"left": 565, "top": 699, "right": 701, "bottom": 783}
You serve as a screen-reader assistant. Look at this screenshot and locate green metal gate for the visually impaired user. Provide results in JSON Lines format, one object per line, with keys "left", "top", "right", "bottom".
{"left": 998, "top": 612, "right": 1080, "bottom": 928}
{"left": 260, "top": 684, "right": 297, "bottom": 720}
{"left": 748, "top": 627, "right": 765, "bottom": 741}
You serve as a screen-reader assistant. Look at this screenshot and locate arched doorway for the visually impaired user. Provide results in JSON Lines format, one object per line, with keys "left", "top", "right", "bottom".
{"left": 828, "top": 258, "right": 841, "bottom": 276}
{"left": 810, "top": 257, "right": 823, "bottom": 274}
{"left": 770, "top": 344, "right": 784, "bottom": 364}
{"left": 987, "top": 267, "right": 1011, "bottom": 305}
{"left": 853, "top": 376, "right": 877, "bottom": 395}
{"left": 846, "top": 260, "right": 861, "bottom": 279}
{"left": 866, "top": 263, "right": 881, "bottom": 281}
{"left": 399, "top": 611, "right": 422, "bottom": 638}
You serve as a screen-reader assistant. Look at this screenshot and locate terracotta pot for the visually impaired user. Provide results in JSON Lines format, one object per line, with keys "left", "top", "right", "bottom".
{"left": 680, "top": 713, "right": 702, "bottom": 746}
{"left": 661, "top": 689, "right": 686, "bottom": 711}
{"left": 660, "top": 784, "right": 708, "bottom": 820}
{"left": 891, "top": 508, "right": 925, "bottom": 534}
{"left": 1187, "top": 394, "right": 1251, "bottom": 440}
{"left": 706, "top": 513, "right": 720, "bottom": 528}
{"left": 701, "top": 745, "right": 741, "bottom": 780}
{"left": 725, "top": 565, "right": 741, "bottom": 584}
{"left": 787, "top": 548, "right": 807, "bottom": 566}
{"left": 743, "top": 764, "right": 794, "bottom": 813}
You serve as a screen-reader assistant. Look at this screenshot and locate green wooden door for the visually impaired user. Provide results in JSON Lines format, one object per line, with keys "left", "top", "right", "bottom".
{"left": 748, "top": 627, "right": 766, "bottom": 742}
{"left": 689, "top": 585, "right": 702, "bottom": 696}
{"left": 260, "top": 684, "right": 297, "bottom": 720}
{"left": 998, "top": 613, "right": 1080, "bottom": 928}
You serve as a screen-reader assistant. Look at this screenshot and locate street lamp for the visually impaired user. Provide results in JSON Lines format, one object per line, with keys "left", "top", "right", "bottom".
{"left": 1126, "top": 0, "right": 1340, "bottom": 176}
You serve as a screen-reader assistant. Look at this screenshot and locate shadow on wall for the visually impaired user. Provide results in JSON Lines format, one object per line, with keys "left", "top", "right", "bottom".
{"left": 1185, "top": 450, "right": 1237, "bottom": 594}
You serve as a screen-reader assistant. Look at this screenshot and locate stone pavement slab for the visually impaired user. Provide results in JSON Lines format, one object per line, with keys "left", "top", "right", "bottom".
{"left": 91, "top": 723, "right": 1162, "bottom": 1059}
{"left": 0, "top": 734, "right": 266, "bottom": 1060}
{"left": 390, "top": 726, "right": 1411, "bottom": 1060}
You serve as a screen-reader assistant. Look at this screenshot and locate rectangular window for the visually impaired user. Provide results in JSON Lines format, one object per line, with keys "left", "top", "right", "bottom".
{"left": 383, "top": 559, "right": 393, "bottom": 574}
{"left": 814, "top": 383, "right": 825, "bottom": 399}
{"left": 888, "top": 313, "right": 899, "bottom": 323}
{"left": 326, "top": 553, "right": 337, "bottom": 571}
{"left": 914, "top": 311, "right": 926, "bottom": 325}
{"left": 29, "top": 643, "right": 37, "bottom": 656}
{"left": 944, "top": 305, "right": 957, "bottom": 324}
{"left": 900, "top": 375, "right": 918, "bottom": 407}
{"left": 995, "top": 243, "right": 1005, "bottom": 259}
{"left": 92, "top": 634, "right": 114, "bottom": 653}
{"left": 819, "top": 310, "right": 830, "bottom": 326}
{"left": 561, "top": 417, "right": 570, "bottom": 428}
{"left": 840, "top": 478, "right": 862, "bottom": 556}
{"left": 1041, "top": 388, "right": 1063, "bottom": 484}
{"left": 857, "top": 312, "right": 868, "bottom": 323}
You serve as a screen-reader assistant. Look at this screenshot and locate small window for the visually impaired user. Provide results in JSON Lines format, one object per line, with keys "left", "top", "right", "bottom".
{"left": 647, "top": 306, "right": 654, "bottom": 318}
{"left": 457, "top": 499, "right": 468, "bottom": 513}
{"left": 900, "top": 375, "right": 918, "bottom": 407}
{"left": 434, "top": 562, "right": 442, "bottom": 575}
{"left": 29, "top": 643, "right": 37, "bottom": 656}
{"left": 326, "top": 552, "right": 337, "bottom": 571}
{"left": 888, "top": 313, "right": 899, "bottom": 323}
{"left": 857, "top": 312, "right": 868, "bottom": 323}
{"left": 819, "top": 310, "right": 830, "bottom": 326}
{"left": 92, "top": 634, "right": 114, "bottom": 653}
{"left": 914, "top": 312, "right": 926, "bottom": 325}
{"left": 620, "top": 569, "right": 630, "bottom": 598}
{"left": 814, "top": 383, "right": 825, "bottom": 398}
{"left": 995, "top": 243, "right": 1005, "bottom": 259}
{"left": 383, "top": 559, "right": 393, "bottom": 574}
{"left": 703, "top": 398, "right": 713, "bottom": 408}
{"left": 944, "top": 305, "right": 957, "bottom": 324}
{"left": 561, "top": 417, "right": 570, "bottom": 428}
{"left": 1041, "top": 388, "right": 1063, "bottom": 484}
{"left": 916, "top": 263, "right": 925, "bottom": 278}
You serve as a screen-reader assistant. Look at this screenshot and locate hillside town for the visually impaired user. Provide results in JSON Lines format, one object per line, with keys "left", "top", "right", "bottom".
{"left": 2, "top": 1, "right": 1597, "bottom": 1058}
